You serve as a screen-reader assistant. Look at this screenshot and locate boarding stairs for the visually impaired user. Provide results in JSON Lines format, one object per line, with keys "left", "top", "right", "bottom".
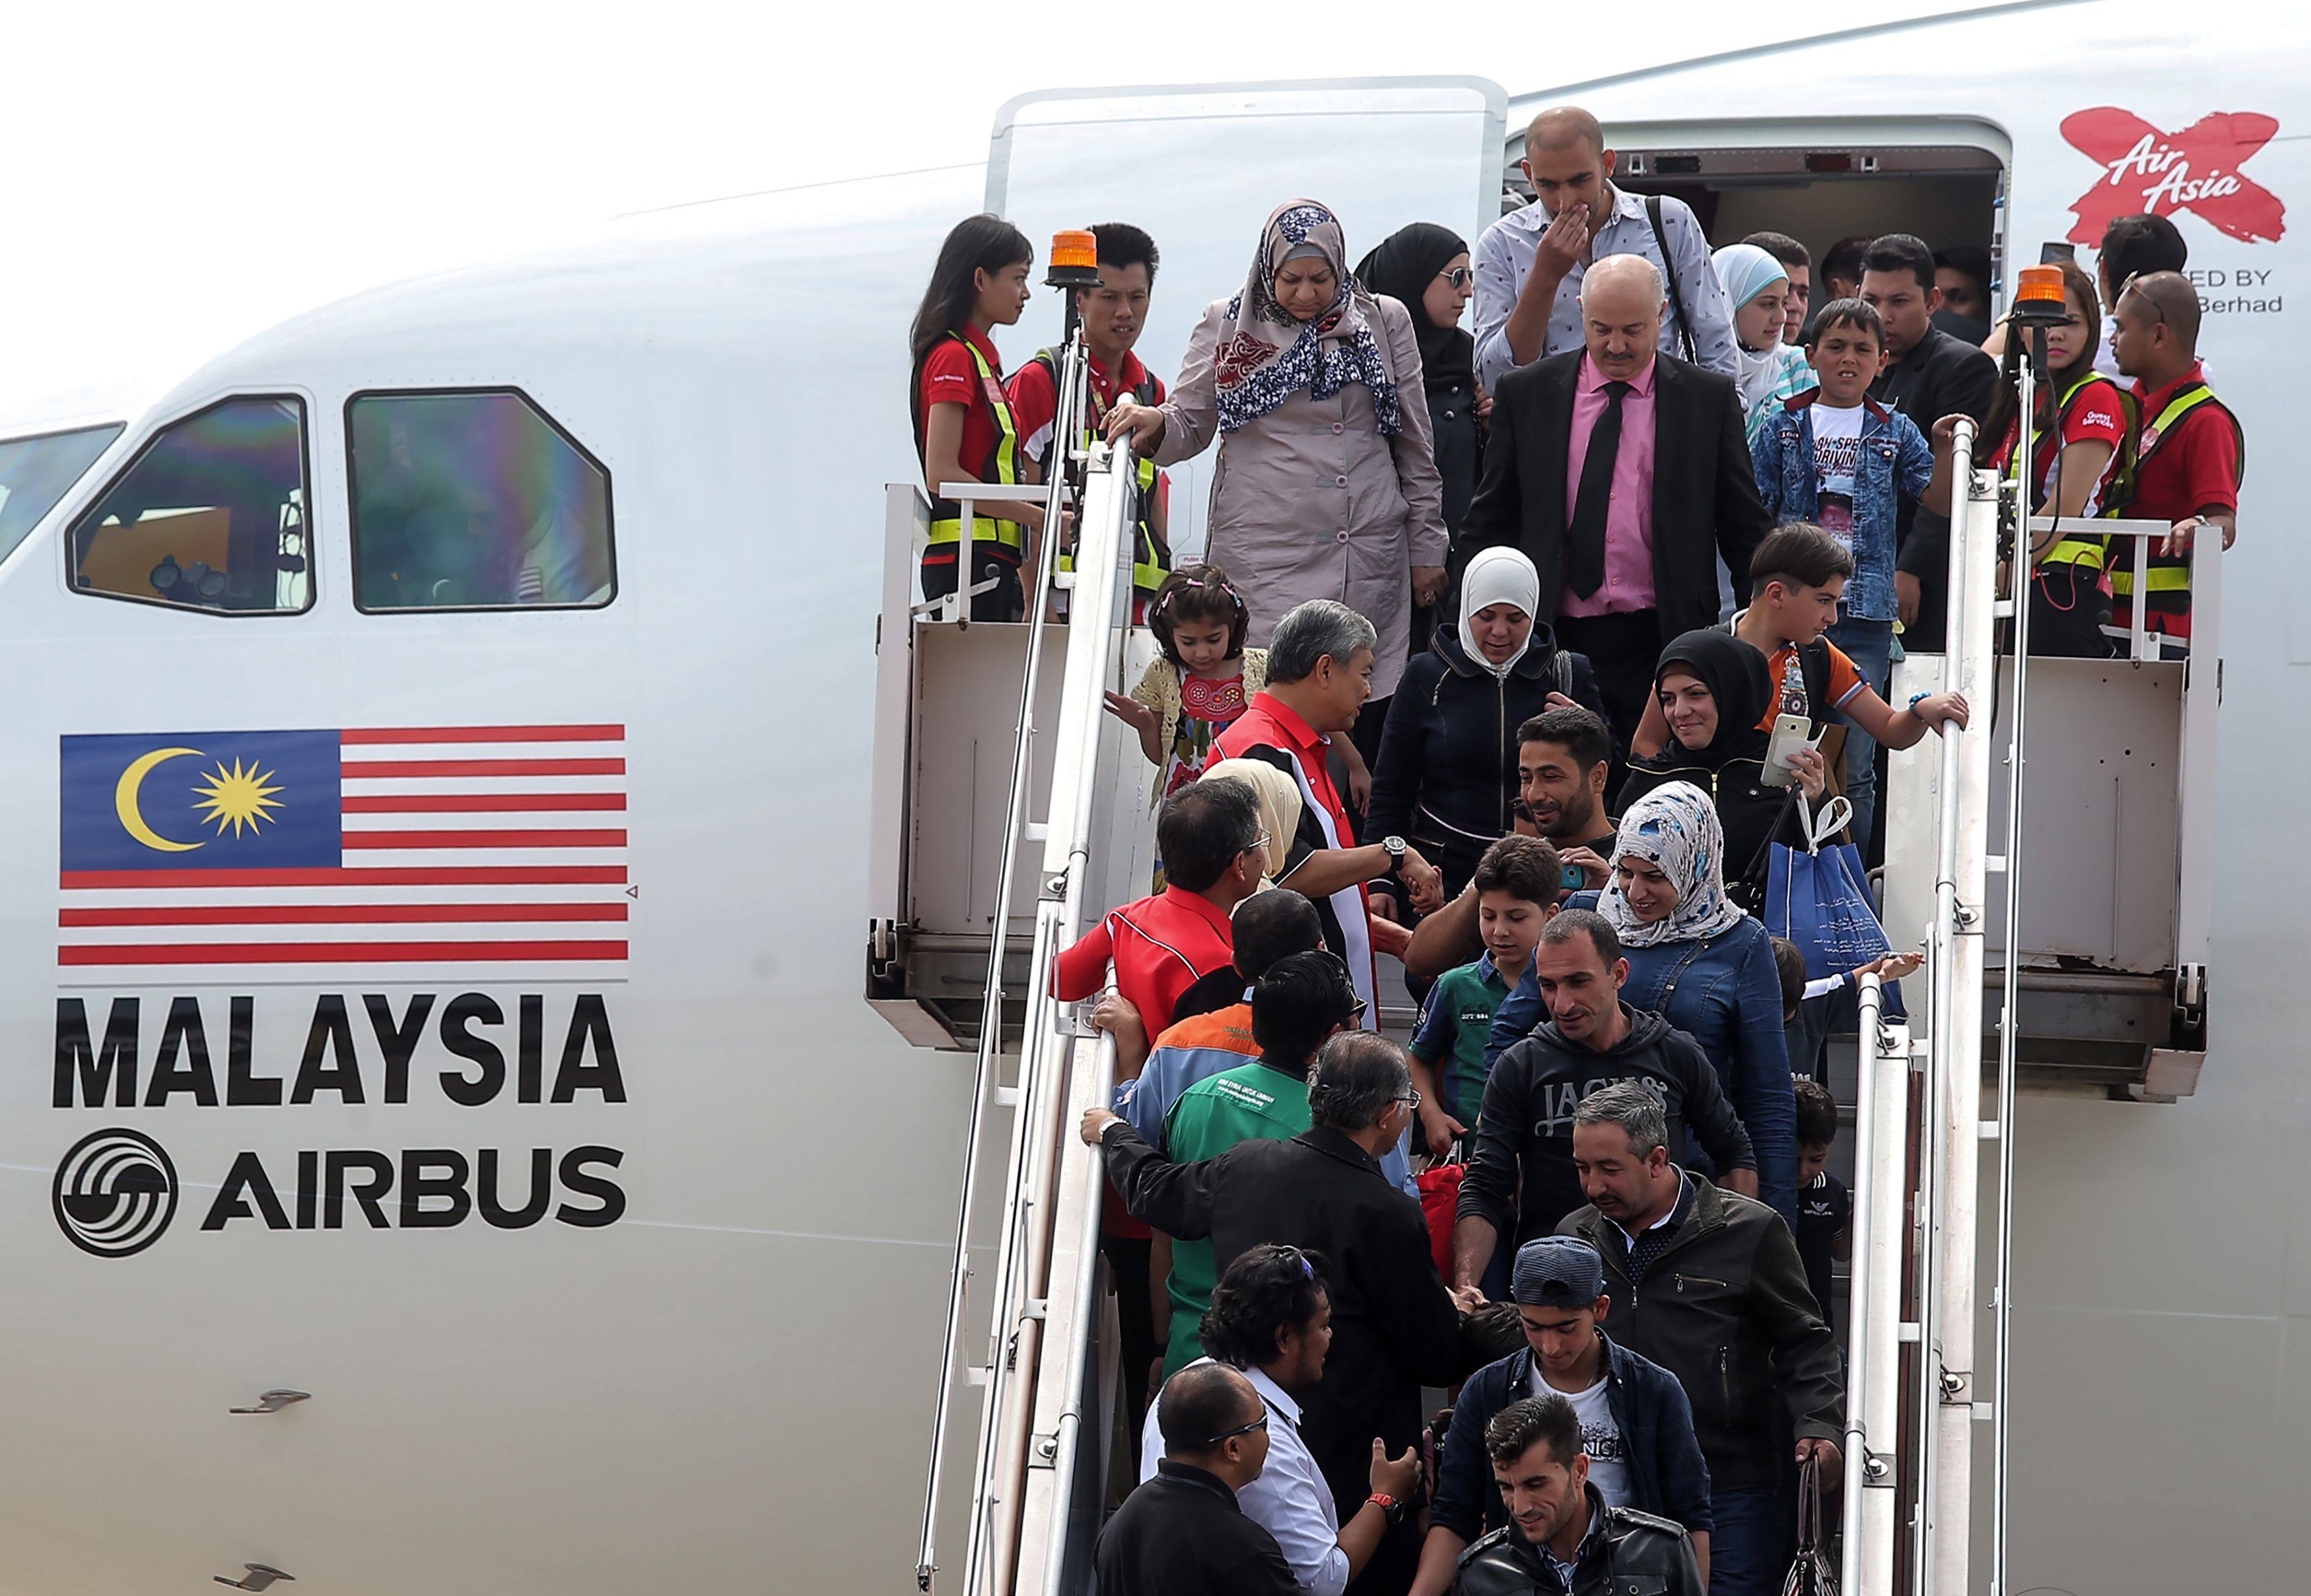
{"left": 870, "top": 323, "right": 2222, "bottom": 1593}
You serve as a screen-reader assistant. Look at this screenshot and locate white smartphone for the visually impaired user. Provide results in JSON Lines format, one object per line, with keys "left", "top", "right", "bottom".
{"left": 1762, "top": 713, "right": 1824, "bottom": 786}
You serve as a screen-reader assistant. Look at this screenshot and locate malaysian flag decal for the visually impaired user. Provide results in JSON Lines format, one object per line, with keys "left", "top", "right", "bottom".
{"left": 59, "top": 725, "right": 629, "bottom": 972}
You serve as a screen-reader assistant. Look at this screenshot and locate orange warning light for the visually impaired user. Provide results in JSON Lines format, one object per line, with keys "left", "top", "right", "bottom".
{"left": 2015, "top": 264, "right": 2066, "bottom": 308}
{"left": 1050, "top": 230, "right": 1098, "bottom": 272}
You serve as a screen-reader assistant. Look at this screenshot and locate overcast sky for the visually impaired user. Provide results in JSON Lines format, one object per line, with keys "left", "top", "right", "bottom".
{"left": 2, "top": 0, "right": 1986, "bottom": 419}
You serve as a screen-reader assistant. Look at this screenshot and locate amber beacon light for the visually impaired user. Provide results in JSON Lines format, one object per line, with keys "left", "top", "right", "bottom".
{"left": 2011, "top": 263, "right": 2069, "bottom": 325}
{"left": 1047, "top": 229, "right": 1101, "bottom": 290}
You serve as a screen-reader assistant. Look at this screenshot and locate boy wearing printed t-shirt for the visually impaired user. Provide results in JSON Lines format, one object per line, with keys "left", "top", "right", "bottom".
{"left": 1748, "top": 299, "right": 1952, "bottom": 846}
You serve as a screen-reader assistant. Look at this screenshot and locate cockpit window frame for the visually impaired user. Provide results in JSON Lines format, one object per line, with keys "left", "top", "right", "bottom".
{"left": 343, "top": 385, "right": 619, "bottom": 617}
{"left": 63, "top": 393, "right": 316, "bottom": 619}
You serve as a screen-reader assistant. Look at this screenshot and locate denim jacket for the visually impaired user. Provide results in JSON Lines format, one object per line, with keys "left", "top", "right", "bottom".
{"left": 1431, "top": 1336, "right": 1713, "bottom": 1545}
{"left": 1750, "top": 392, "right": 1935, "bottom": 623}
{"left": 1486, "top": 898, "right": 1799, "bottom": 1220}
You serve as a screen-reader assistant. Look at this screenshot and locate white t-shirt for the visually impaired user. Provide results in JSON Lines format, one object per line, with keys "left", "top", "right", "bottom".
{"left": 1809, "top": 401, "right": 1867, "bottom": 550}
{"left": 1533, "top": 1364, "right": 1632, "bottom": 1508}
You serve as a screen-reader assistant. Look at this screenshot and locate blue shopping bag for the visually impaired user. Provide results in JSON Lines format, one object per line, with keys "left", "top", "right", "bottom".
{"left": 1766, "top": 795, "right": 1905, "bottom": 1016}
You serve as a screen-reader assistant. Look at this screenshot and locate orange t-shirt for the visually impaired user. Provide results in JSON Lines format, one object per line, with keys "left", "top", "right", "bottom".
{"left": 1756, "top": 638, "right": 1868, "bottom": 730}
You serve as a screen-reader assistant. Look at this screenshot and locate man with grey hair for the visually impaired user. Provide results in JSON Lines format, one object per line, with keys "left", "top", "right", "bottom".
{"left": 1463, "top": 249, "right": 1773, "bottom": 760}
{"left": 1085, "top": 1030, "right": 1474, "bottom": 1590}
{"left": 1557, "top": 1082, "right": 1842, "bottom": 1596}
{"left": 1472, "top": 104, "right": 1737, "bottom": 390}
{"left": 1218, "top": 599, "right": 1444, "bottom": 1016}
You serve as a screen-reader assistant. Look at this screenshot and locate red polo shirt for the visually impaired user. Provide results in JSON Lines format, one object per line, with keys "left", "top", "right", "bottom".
{"left": 1214, "top": 692, "right": 1375, "bottom": 998}
{"left": 916, "top": 322, "right": 1017, "bottom": 569}
{"left": 1006, "top": 346, "right": 1164, "bottom": 471}
{"left": 1051, "top": 886, "right": 1235, "bottom": 1040}
{"left": 2114, "top": 360, "right": 2240, "bottom": 639}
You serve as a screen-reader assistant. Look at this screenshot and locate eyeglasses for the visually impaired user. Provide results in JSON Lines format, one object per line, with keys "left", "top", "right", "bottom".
{"left": 1343, "top": 996, "right": 1369, "bottom": 1024}
{"left": 1398, "top": 1088, "right": 1424, "bottom": 1111}
{"left": 1241, "top": 831, "right": 1272, "bottom": 858}
{"left": 1437, "top": 266, "right": 1473, "bottom": 289}
{"left": 1200, "top": 1410, "right": 1270, "bottom": 1447}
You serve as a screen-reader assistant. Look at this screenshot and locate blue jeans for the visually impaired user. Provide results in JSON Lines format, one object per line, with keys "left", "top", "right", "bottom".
{"left": 1826, "top": 616, "right": 1894, "bottom": 849}
{"left": 1708, "top": 1484, "right": 1793, "bottom": 1596}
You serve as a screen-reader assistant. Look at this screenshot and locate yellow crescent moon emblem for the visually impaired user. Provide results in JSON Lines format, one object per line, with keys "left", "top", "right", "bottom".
{"left": 115, "top": 747, "right": 206, "bottom": 853}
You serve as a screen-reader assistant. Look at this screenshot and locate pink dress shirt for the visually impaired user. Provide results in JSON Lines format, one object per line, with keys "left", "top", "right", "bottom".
{"left": 1557, "top": 353, "right": 1659, "bottom": 617}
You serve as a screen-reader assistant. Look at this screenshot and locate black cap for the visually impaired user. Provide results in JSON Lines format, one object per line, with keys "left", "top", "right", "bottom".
{"left": 1512, "top": 1236, "right": 1605, "bottom": 1309}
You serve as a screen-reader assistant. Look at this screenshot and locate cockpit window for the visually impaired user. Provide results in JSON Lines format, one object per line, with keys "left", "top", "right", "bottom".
{"left": 346, "top": 390, "right": 615, "bottom": 612}
{"left": 67, "top": 398, "right": 312, "bottom": 614}
{"left": 0, "top": 423, "right": 124, "bottom": 569}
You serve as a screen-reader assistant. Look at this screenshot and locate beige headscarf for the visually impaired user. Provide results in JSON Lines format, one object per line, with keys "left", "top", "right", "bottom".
{"left": 1201, "top": 759, "right": 1301, "bottom": 885}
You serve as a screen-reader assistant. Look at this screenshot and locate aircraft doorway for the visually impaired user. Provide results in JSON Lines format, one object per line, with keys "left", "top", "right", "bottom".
{"left": 1511, "top": 121, "right": 2011, "bottom": 325}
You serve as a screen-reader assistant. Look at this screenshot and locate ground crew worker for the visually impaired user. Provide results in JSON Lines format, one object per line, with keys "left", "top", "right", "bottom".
{"left": 909, "top": 214, "right": 1049, "bottom": 620}
{"left": 1007, "top": 221, "right": 1171, "bottom": 618}
{"left": 2106, "top": 269, "right": 2242, "bottom": 648}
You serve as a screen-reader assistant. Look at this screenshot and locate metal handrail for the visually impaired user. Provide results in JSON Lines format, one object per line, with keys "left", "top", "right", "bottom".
{"left": 913, "top": 403, "right": 1143, "bottom": 1595}
{"left": 1988, "top": 354, "right": 2042, "bottom": 1596}
{"left": 915, "top": 328, "right": 1094, "bottom": 1591}
{"left": 1843, "top": 974, "right": 1903, "bottom": 1596}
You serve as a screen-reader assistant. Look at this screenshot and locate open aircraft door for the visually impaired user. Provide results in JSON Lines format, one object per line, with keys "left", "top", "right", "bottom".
{"left": 870, "top": 75, "right": 1507, "bottom": 1049}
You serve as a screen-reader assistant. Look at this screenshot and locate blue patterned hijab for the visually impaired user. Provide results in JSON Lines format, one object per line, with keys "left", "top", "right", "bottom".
{"left": 1600, "top": 781, "right": 1750, "bottom": 948}
{"left": 1212, "top": 199, "right": 1404, "bottom": 437}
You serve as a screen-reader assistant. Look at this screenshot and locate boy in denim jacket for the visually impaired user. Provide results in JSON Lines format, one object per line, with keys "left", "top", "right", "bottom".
{"left": 1749, "top": 298, "right": 1936, "bottom": 845}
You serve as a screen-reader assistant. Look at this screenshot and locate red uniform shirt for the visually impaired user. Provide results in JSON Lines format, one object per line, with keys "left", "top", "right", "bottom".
{"left": 1215, "top": 692, "right": 1377, "bottom": 1008}
{"left": 1993, "top": 374, "right": 2129, "bottom": 516}
{"left": 2115, "top": 361, "right": 2241, "bottom": 639}
{"left": 2126, "top": 362, "right": 2240, "bottom": 523}
{"left": 1006, "top": 347, "right": 1164, "bottom": 471}
{"left": 1051, "top": 887, "right": 1235, "bottom": 1040}
{"left": 916, "top": 323, "right": 1016, "bottom": 567}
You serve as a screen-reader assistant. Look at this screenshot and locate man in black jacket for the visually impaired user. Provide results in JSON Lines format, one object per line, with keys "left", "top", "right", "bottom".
{"left": 1094, "top": 1360, "right": 1300, "bottom": 1596}
{"left": 1462, "top": 252, "right": 1773, "bottom": 755}
{"left": 1453, "top": 910, "right": 1756, "bottom": 1287}
{"left": 1084, "top": 1031, "right": 1471, "bottom": 1593}
{"left": 1453, "top": 1394, "right": 1705, "bottom": 1596}
{"left": 1863, "top": 232, "right": 1999, "bottom": 654}
{"left": 1558, "top": 1082, "right": 1841, "bottom": 1596}
{"left": 1411, "top": 1236, "right": 1711, "bottom": 1596}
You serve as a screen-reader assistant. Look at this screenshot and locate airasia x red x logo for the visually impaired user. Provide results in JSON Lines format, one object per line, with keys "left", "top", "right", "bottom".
{"left": 2061, "top": 108, "right": 2285, "bottom": 244}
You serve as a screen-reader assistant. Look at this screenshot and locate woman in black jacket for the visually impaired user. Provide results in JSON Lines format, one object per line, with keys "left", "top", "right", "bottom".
{"left": 1367, "top": 546, "right": 1603, "bottom": 899}
{"left": 1617, "top": 629, "right": 1827, "bottom": 908}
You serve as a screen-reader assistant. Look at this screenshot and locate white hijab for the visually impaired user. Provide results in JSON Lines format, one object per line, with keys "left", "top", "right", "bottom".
{"left": 1455, "top": 545, "right": 1541, "bottom": 679}
{"left": 1711, "top": 242, "right": 1792, "bottom": 416}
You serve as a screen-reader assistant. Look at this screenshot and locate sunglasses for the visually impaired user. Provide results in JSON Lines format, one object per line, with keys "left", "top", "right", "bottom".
{"left": 1437, "top": 266, "right": 1472, "bottom": 289}
{"left": 1201, "top": 1410, "right": 1270, "bottom": 1447}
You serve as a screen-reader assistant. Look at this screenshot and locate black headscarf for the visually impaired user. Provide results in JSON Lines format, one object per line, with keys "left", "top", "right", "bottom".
{"left": 1650, "top": 629, "right": 1774, "bottom": 767}
{"left": 1354, "top": 223, "right": 1473, "bottom": 396}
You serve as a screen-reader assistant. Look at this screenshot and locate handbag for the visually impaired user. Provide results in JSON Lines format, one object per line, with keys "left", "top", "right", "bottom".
{"left": 1781, "top": 1455, "right": 1839, "bottom": 1596}
{"left": 1416, "top": 1143, "right": 1466, "bottom": 1282}
{"left": 1765, "top": 794, "right": 1894, "bottom": 983}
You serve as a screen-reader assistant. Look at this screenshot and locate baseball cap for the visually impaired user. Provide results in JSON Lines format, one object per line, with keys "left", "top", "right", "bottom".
{"left": 1512, "top": 1235, "right": 1605, "bottom": 1309}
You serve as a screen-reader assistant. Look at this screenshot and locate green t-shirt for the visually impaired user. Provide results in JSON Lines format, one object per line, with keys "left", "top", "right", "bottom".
{"left": 1157, "top": 1059, "right": 1311, "bottom": 1376}
{"left": 1408, "top": 953, "right": 1513, "bottom": 1128}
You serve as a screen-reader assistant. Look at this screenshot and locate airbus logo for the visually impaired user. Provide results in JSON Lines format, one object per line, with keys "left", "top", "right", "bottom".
{"left": 53, "top": 1128, "right": 179, "bottom": 1258}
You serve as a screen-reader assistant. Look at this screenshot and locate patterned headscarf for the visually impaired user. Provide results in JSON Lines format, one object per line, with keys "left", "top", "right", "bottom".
{"left": 1599, "top": 781, "right": 1748, "bottom": 948}
{"left": 1213, "top": 199, "right": 1404, "bottom": 438}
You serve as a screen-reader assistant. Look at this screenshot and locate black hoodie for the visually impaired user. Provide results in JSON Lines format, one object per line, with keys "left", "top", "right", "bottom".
{"left": 1455, "top": 1003, "right": 1756, "bottom": 1243}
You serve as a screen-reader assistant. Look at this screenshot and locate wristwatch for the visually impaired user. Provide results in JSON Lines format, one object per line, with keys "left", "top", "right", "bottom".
{"left": 1366, "top": 1492, "right": 1406, "bottom": 1526}
{"left": 1381, "top": 836, "right": 1407, "bottom": 877}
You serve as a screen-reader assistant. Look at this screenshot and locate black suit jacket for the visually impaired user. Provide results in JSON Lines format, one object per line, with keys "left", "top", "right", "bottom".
{"left": 1101, "top": 1123, "right": 1463, "bottom": 1517}
{"left": 1462, "top": 349, "right": 1772, "bottom": 642}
